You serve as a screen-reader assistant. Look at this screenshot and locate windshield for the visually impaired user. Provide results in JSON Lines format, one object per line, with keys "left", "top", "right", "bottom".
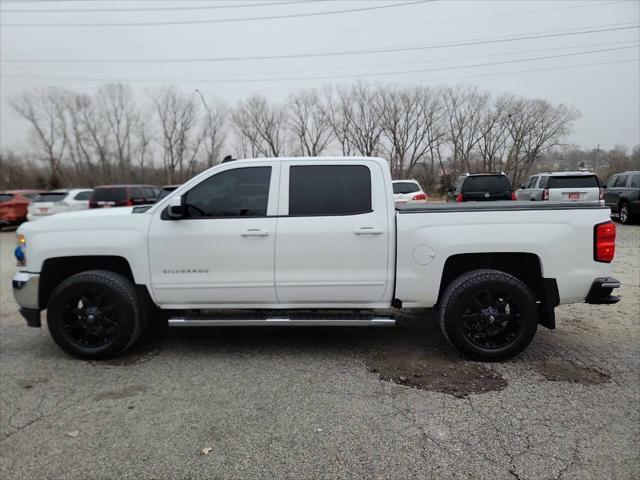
{"left": 548, "top": 175, "right": 599, "bottom": 188}
{"left": 462, "top": 176, "right": 512, "bottom": 192}
{"left": 0, "top": 194, "right": 14, "bottom": 203}
{"left": 157, "top": 187, "right": 177, "bottom": 200}
{"left": 91, "top": 187, "right": 127, "bottom": 202}
{"left": 393, "top": 182, "right": 420, "bottom": 194}
{"left": 33, "top": 192, "right": 67, "bottom": 203}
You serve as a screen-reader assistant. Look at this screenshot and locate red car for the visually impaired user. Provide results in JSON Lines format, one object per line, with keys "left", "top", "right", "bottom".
{"left": 0, "top": 190, "right": 42, "bottom": 225}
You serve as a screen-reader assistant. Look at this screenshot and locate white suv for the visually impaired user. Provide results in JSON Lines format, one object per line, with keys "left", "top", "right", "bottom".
{"left": 516, "top": 171, "right": 602, "bottom": 203}
{"left": 392, "top": 180, "right": 428, "bottom": 205}
{"left": 27, "top": 189, "right": 93, "bottom": 221}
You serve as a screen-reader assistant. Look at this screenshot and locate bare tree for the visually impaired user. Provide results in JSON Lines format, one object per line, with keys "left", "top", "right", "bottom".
{"left": 98, "top": 83, "right": 137, "bottom": 174}
{"left": 200, "top": 98, "right": 227, "bottom": 167}
{"left": 442, "top": 85, "right": 489, "bottom": 181}
{"left": 341, "top": 83, "right": 383, "bottom": 157}
{"left": 11, "top": 87, "right": 68, "bottom": 187}
{"left": 378, "top": 85, "right": 446, "bottom": 179}
{"left": 233, "top": 95, "right": 286, "bottom": 157}
{"left": 287, "top": 89, "right": 332, "bottom": 156}
{"left": 151, "top": 86, "right": 201, "bottom": 184}
{"left": 474, "top": 95, "right": 510, "bottom": 173}
{"left": 503, "top": 96, "right": 579, "bottom": 185}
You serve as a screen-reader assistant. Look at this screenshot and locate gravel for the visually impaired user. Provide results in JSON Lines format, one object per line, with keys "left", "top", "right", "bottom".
{"left": 0, "top": 225, "right": 638, "bottom": 480}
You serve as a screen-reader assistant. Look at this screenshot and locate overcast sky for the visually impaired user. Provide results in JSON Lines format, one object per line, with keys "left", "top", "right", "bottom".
{"left": 1, "top": 0, "right": 639, "bottom": 152}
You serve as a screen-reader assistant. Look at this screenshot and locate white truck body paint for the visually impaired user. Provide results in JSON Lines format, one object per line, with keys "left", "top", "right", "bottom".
{"left": 16, "top": 157, "right": 614, "bottom": 310}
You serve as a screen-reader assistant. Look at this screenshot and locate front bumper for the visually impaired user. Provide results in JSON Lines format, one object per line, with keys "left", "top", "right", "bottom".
{"left": 585, "top": 277, "right": 621, "bottom": 304}
{"left": 12, "top": 272, "right": 41, "bottom": 327}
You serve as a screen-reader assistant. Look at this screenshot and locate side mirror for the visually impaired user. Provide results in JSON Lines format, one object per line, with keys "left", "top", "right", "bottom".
{"left": 520, "top": 184, "right": 526, "bottom": 189}
{"left": 602, "top": 184, "right": 608, "bottom": 189}
{"left": 167, "top": 195, "right": 184, "bottom": 219}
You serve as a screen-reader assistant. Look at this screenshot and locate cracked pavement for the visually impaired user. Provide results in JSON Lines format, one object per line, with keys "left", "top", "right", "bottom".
{"left": 0, "top": 225, "right": 639, "bottom": 479}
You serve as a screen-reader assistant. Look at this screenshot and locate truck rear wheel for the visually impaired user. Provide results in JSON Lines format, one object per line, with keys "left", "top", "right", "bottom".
{"left": 47, "top": 270, "right": 142, "bottom": 360}
{"left": 439, "top": 269, "right": 538, "bottom": 361}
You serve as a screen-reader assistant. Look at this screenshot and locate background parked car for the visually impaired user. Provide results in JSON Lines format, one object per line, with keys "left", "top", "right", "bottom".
{"left": 516, "top": 171, "right": 602, "bottom": 203}
{"left": 392, "top": 180, "right": 428, "bottom": 205}
{"left": 89, "top": 185, "right": 160, "bottom": 208}
{"left": 157, "top": 185, "right": 180, "bottom": 201}
{"left": 447, "top": 173, "right": 514, "bottom": 202}
{"left": 27, "top": 189, "right": 93, "bottom": 221}
{"left": 0, "top": 190, "right": 42, "bottom": 225}
{"left": 603, "top": 170, "right": 640, "bottom": 224}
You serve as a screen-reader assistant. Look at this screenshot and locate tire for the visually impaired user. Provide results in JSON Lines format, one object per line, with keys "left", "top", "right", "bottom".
{"left": 47, "top": 270, "right": 143, "bottom": 360}
{"left": 439, "top": 269, "right": 538, "bottom": 361}
{"left": 618, "top": 202, "right": 631, "bottom": 225}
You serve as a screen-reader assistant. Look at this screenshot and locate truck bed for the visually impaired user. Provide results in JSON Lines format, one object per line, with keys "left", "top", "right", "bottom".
{"left": 396, "top": 201, "right": 608, "bottom": 213}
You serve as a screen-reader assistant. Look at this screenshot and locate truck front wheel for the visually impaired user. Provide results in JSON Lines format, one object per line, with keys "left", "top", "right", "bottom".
{"left": 47, "top": 270, "right": 143, "bottom": 360}
{"left": 439, "top": 269, "right": 538, "bottom": 361}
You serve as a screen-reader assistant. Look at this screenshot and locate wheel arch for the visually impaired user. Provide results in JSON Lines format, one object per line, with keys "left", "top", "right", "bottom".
{"left": 437, "top": 252, "right": 558, "bottom": 329}
{"left": 39, "top": 256, "right": 149, "bottom": 309}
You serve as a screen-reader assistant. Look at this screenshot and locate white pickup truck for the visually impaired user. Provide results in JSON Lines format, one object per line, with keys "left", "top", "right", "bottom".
{"left": 12, "top": 157, "right": 621, "bottom": 361}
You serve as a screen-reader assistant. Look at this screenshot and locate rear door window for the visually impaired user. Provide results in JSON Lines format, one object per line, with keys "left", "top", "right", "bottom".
{"left": 462, "top": 175, "right": 512, "bottom": 192}
{"left": 613, "top": 175, "right": 629, "bottom": 188}
{"left": 185, "top": 166, "right": 271, "bottom": 218}
{"left": 33, "top": 192, "right": 68, "bottom": 203}
{"left": 605, "top": 175, "right": 618, "bottom": 188}
{"left": 289, "top": 165, "right": 371, "bottom": 216}
{"left": 630, "top": 174, "right": 640, "bottom": 189}
{"left": 73, "top": 191, "right": 92, "bottom": 200}
{"left": 548, "top": 175, "right": 600, "bottom": 188}
{"left": 92, "top": 188, "right": 127, "bottom": 202}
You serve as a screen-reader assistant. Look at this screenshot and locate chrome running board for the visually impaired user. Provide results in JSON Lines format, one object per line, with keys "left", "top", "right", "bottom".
{"left": 168, "top": 316, "right": 395, "bottom": 327}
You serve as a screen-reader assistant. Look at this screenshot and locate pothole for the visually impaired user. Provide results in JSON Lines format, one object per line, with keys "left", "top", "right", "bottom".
{"left": 536, "top": 360, "right": 609, "bottom": 385}
{"left": 363, "top": 323, "right": 507, "bottom": 398}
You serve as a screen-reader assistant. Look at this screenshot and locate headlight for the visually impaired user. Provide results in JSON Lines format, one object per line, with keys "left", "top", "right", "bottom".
{"left": 15, "top": 234, "right": 26, "bottom": 266}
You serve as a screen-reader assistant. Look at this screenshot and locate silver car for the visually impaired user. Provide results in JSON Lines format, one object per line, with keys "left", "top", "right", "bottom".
{"left": 516, "top": 171, "right": 602, "bottom": 203}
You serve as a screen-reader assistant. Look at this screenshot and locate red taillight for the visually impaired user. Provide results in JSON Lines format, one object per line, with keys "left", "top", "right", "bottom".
{"left": 511, "top": 192, "right": 516, "bottom": 201}
{"left": 542, "top": 189, "right": 549, "bottom": 201}
{"left": 594, "top": 221, "right": 616, "bottom": 263}
{"left": 455, "top": 194, "right": 464, "bottom": 202}
{"left": 125, "top": 198, "right": 133, "bottom": 206}
{"left": 412, "top": 193, "right": 427, "bottom": 201}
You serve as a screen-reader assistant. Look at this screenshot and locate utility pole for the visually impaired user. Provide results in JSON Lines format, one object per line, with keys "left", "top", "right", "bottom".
{"left": 195, "top": 89, "right": 214, "bottom": 167}
{"left": 594, "top": 143, "right": 600, "bottom": 173}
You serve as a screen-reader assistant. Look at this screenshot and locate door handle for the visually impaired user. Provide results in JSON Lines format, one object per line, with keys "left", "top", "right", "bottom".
{"left": 241, "top": 229, "right": 269, "bottom": 237}
{"left": 353, "top": 227, "right": 383, "bottom": 235}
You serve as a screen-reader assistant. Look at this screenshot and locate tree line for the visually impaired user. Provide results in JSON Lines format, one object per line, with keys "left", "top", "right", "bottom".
{"left": 1, "top": 81, "right": 636, "bottom": 192}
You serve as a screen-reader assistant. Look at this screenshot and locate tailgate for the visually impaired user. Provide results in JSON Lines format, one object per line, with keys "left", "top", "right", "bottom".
{"left": 549, "top": 187, "right": 600, "bottom": 202}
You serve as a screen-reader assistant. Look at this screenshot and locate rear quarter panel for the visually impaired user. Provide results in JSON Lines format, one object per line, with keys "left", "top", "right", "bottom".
{"left": 395, "top": 207, "right": 614, "bottom": 307}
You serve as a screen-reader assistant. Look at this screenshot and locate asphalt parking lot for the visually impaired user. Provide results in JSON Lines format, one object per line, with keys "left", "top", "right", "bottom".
{"left": 1, "top": 226, "right": 639, "bottom": 480}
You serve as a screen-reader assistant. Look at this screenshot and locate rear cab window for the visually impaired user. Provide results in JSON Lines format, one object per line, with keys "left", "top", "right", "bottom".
{"left": 91, "top": 188, "right": 128, "bottom": 202}
{"left": 548, "top": 175, "right": 600, "bottom": 189}
{"left": 393, "top": 182, "right": 420, "bottom": 194}
{"left": 288, "top": 165, "right": 371, "bottom": 216}
{"left": 462, "top": 175, "right": 512, "bottom": 193}
{"left": 0, "top": 194, "right": 15, "bottom": 203}
{"left": 33, "top": 192, "right": 68, "bottom": 203}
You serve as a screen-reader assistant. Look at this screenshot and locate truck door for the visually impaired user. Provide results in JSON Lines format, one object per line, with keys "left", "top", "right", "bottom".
{"left": 274, "top": 160, "right": 390, "bottom": 305}
{"left": 148, "top": 163, "right": 280, "bottom": 306}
